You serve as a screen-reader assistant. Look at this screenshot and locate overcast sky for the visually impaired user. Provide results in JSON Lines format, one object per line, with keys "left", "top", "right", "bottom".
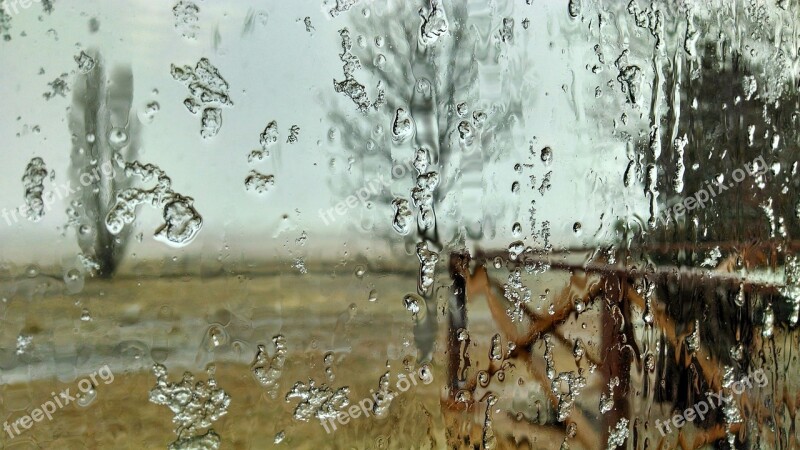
{"left": 0, "top": 0, "right": 634, "bottom": 269}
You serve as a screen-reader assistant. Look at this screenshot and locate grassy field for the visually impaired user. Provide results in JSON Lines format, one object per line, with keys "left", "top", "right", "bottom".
{"left": 0, "top": 268, "right": 459, "bottom": 449}
{"left": 0, "top": 261, "right": 780, "bottom": 449}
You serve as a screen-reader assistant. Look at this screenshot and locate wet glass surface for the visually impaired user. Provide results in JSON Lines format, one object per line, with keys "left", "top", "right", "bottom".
{"left": 0, "top": 1, "right": 798, "bottom": 449}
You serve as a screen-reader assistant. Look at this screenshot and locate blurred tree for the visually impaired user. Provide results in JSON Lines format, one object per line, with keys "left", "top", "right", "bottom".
{"left": 67, "top": 50, "right": 139, "bottom": 278}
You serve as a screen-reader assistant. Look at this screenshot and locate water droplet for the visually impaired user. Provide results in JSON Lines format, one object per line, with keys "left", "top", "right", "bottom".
{"left": 456, "top": 102, "right": 468, "bottom": 117}
{"left": 391, "top": 198, "right": 413, "bottom": 235}
{"left": 76, "top": 386, "right": 97, "bottom": 407}
{"left": 541, "top": 146, "right": 553, "bottom": 165}
{"left": 416, "top": 78, "right": 431, "bottom": 93}
{"left": 245, "top": 170, "right": 275, "bottom": 194}
{"left": 490, "top": 334, "right": 502, "bottom": 360}
{"left": 508, "top": 241, "right": 525, "bottom": 260}
{"left": 22, "top": 158, "right": 48, "bottom": 222}
{"left": 478, "top": 371, "right": 490, "bottom": 387}
{"left": 645, "top": 354, "right": 655, "bottom": 372}
{"left": 512, "top": 222, "right": 522, "bottom": 236}
{"left": 374, "top": 54, "right": 386, "bottom": 70}
{"left": 354, "top": 265, "right": 366, "bottom": 278}
{"left": 149, "top": 363, "right": 231, "bottom": 448}
{"left": 65, "top": 268, "right": 80, "bottom": 281}
{"left": 26, "top": 265, "right": 40, "bottom": 278}
{"left": 328, "top": 127, "right": 339, "bottom": 141}
{"left": 472, "top": 110, "right": 487, "bottom": 128}
{"left": 456, "top": 390, "right": 471, "bottom": 403}
{"left": 392, "top": 108, "right": 414, "bottom": 142}
{"left": 457, "top": 328, "right": 469, "bottom": 341}
{"left": 108, "top": 128, "right": 129, "bottom": 149}
{"left": 418, "top": 364, "right": 434, "bottom": 384}
{"left": 15, "top": 334, "right": 32, "bottom": 355}
{"left": 403, "top": 293, "right": 421, "bottom": 315}
{"left": 205, "top": 324, "right": 229, "bottom": 350}
{"left": 200, "top": 108, "right": 223, "bottom": 139}
{"left": 457, "top": 120, "right": 474, "bottom": 146}
{"left": 251, "top": 335, "right": 287, "bottom": 399}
